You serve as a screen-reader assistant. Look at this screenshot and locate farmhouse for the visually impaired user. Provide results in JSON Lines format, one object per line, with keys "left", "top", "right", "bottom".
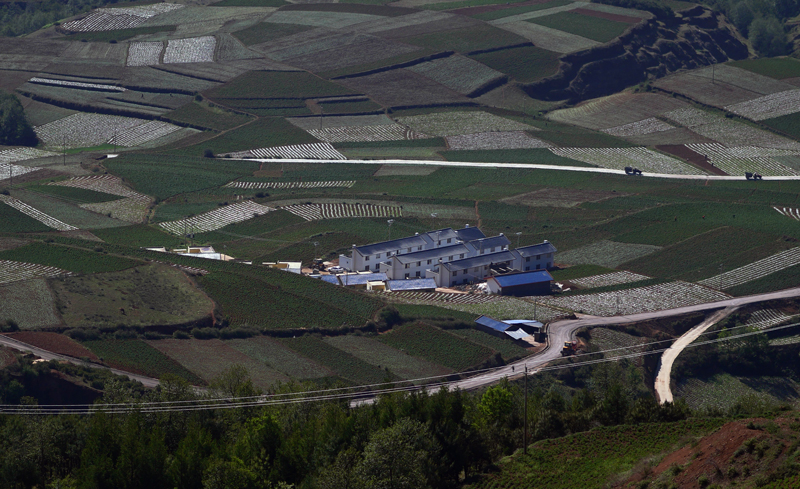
{"left": 486, "top": 270, "right": 554, "bottom": 296}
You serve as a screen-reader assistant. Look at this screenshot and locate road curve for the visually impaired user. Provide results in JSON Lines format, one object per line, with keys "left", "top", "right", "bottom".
{"left": 654, "top": 306, "right": 737, "bottom": 404}
{"left": 231, "top": 157, "right": 800, "bottom": 181}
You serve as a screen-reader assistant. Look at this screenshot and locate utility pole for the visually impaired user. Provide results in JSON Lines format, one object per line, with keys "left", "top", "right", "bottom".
{"left": 515, "top": 231, "right": 522, "bottom": 248}
{"left": 387, "top": 219, "right": 394, "bottom": 240}
{"left": 524, "top": 364, "right": 528, "bottom": 456}
{"left": 718, "top": 263, "right": 724, "bottom": 291}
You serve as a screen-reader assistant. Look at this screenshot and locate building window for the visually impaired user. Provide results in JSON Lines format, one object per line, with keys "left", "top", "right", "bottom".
{"left": 365, "top": 255, "right": 370, "bottom": 261}
{"left": 447, "top": 238, "right": 452, "bottom": 243}
{"left": 460, "top": 253, "right": 464, "bottom": 259}
{"left": 376, "top": 253, "right": 381, "bottom": 259}
{"left": 491, "top": 247, "right": 495, "bottom": 253}
{"left": 484, "top": 265, "right": 489, "bottom": 270}
{"left": 536, "top": 264, "right": 541, "bottom": 270}
{"left": 418, "top": 246, "right": 422, "bottom": 251}
{"left": 448, "top": 256, "right": 453, "bottom": 261}
{"left": 407, "top": 248, "right": 411, "bottom": 252}
{"left": 415, "top": 271, "right": 421, "bottom": 277}
{"left": 480, "top": 249, "right": 484, "bottom": 254}
{"left": 416, "top": 262, "right": 421, "bottom": 267}
{"left": 525, "top": 266, "right": 530, "bottom": 271}
{"left": 437, "top": 240, "right": 441, "bottom": 245}
{"left": 427, "top": 259, "right": 432, "bottom": 265}
{"left": 364, "top": 266, "right": 370, "bottom": 271}
{"left": 526, "top": 257, "right": 530, "bottom": 262}
{"left": 405, "top": 263, "right": 410, "bottom": 269}
{"left": 405, "top": 273, "right": 409, "bottom": 278}
{"left": 536, "top": 254, "right": 541, "bottom": 260}
{"left": 453, "top": 270, "right": 458, "bottom": 276}
{"left": 375, "top": 264, "right": 379, "bottom": 269}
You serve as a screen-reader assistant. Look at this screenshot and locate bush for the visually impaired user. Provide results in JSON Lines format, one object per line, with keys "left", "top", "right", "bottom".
{"left": 173, "top": 330, "right": 191, "bottom": 339}
{"left": 191, "top": 327, "right": 219, "bottom": 339}
{"left": 0, "top": 319, "right": 19, "bottom": 333}
{"left": 0, "top": 90, "right": 38, "bottom": 146}
{"left": 203, "top": 148, "right": 214, "bottom": 158}
{"left": 66, "top": 328, "right": 101, "bottom": 341}
{"left": 219, "top": 327, "right": 258, "bottom": 339}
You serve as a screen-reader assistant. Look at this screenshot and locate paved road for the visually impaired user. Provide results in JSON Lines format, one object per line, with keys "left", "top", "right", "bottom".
{"left": 654, "top": 306, "right": 737, "bottom": 404}
{"left": 0, "top": 334, "right": 161, "bottom": 388}
{"left": 236, "top": 157, "right": 800, "bottom": 181}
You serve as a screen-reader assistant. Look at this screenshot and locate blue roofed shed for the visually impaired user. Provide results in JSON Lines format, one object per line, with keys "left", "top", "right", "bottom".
{"left": 339, "top": 272, "right": 388, "bottom": 288}
{"left": 387, "top": 278, "right": 437, "bottom": 292}
{"left": 487, "top": 270, "right": 553, "bottom": 297}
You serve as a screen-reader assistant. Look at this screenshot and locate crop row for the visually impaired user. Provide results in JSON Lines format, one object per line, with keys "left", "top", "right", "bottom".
{"left": 698, "top": 247, "right": 800, "bottom": 290}
{"left": 113, "top": 121, "right": 182, "bottom": 146}
{"left": 51, "top": 175, "right": 142, "bottom": 198}
{"left": 35, "top": 113, "right": 181, "bottom": 149}
{"left": 569, "top": 271, "right": 650, "bottom": 289}
{"left": 378, "top": 322, "right": 494, "bottom": 371}
{"left": 163, "top": 36, "right": 216, "bottom": 64}
{"left": 385, "top": 291, "right": 500, "bottom": 304}
{"left": 224, "top": 180, "right": 355, "bottom": 190}
{"left": 387, "top": 292, "right": 564, "bottom": 322}
{"left": 307, "top": 125, "right": 426, "bottom": 143}
{"left": 745, "top": 308, "right": 793, "bottom": 330}
{"left": 406, "top": 54, "right": 505, "bottom": 95}
{"left": 62, "top": 3, "right": 184, "bottom": 31}
{"left": 0, "top": 163, "right": 42, "bottom": 180}
{"left": 600, "top": 117, "right": 675, "bottom": 137}
{"left": 81, "top": 197, "right": 151, "bottom": 223}
{"left": 0, "top": 195, "right": 77, "bottom": 231}
{"left": 283, "top": 203, "right": 401, "bottom": 221}
{"left": 774, "top": 206, "right": 800, "bottom": 221}
{"left": 685, "top": 143, "right": 799, "bottom": 176}
{"left": 226, "top": 143, "right": 346, "bottom": 160}
{"left": 664, "top": 107, "right": 800, "bottom": 150}
{"left": 0, "top": 260, "right": 72, "bottom": 285}
{"left": 535, "top": 281, "right": 730, "bottom": 316}
{"left": 589, "top": 327, "right": 647, "bottom": 359}
{"left": 127, "top": 42, "right": 163, "bottom": 66}
{"left": 445, "top": 131, "right": 551, "bottom": 150}
{"left": 159, "top": 200, "right": 274, "bottom": 234}
{"left": 0, "top": 148, "right": 58, "bottom": 165}
{"left": 549, "top": 147, "right": 703, "bottom": 175}
{"left": 725, "top": 89, "right": 800, "bottom": 121}
{"left": 28, "top": 77, "right": 125, "bottom": 92}
{"left": 396, "top": 111, "right": 534, "bottom": 137}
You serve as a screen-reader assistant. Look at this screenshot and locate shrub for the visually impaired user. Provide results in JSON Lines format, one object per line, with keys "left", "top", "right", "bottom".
{"left": 203, "top": 148, "right": 214, "bottom": 158}
{"left": 191, "top": 327, "right": 219, "bottom": 339}
{"left": 172, "top": 330, "right": 191, "bottom": 339}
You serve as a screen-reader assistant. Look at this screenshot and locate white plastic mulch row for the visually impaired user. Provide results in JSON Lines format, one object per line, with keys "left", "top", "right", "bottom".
{"left": 664, "top": 107, "right": 800, "bottom": 150}
{"left": 549, "top": 147, "right": 704, "bottom": 175}
{"left": 385, "top": 291, "right": 499, "bottom": 304}
{"left": 306, "top": 125, "right": 428, "bottom": 143}
{"left": 745, "top": 309, "right": 794, "bottom": 330}
{"left": 535, "top": 281, "right": 730, "bottom": 317}
{"left": 698, "top": 248, "right": 800, "bottom": 290}
{"left": 725, "top": 89, "right": 800, "bottom": 121}
{"left": 283, "top": 203, "right": 402, "bottom": 221}
{"left": 62, "top": 3, "right": 184, "bottom": 31}
{"left": 0, "top": 260, "right": 73, "bottom": 285}
{"left": 159, "top": 201, "right": 275, "bottom": 235}
{"left": 51, "top": 175, "right": 140, "bottom": 197}
{"left": 127, "top": 42, "right": 163, "bottom": 67}
{"left": 569, "top": 271, "right": 651, "bottom": 289}
{"left": 35, "top": 113, "right": 182, "bottom": 149}
{"left": 224, "top": 181, "right": 355, "bottom": 190}
{"left": 445, "top": 131, "right": 551, "bottom": 150}
{"left": 0, "top": 195, "right": 77, "bottom": 231}
{"left": 0, "top": 163, "right": 43, "bottom": 180}
{"left": 774, "top": 207, "right": 800, "bottom": 221}
{"left": 601, "top": 118, "right": 675, "bottom": 137}
{"left": 226, "top": 143, "right": 346, "bottom": 160}
{"left": 28, "top": 77, "right": 126, "bottom": 92}
{"left": 685, "top": 143, "right": 799, "bottom": 176}
{"left": 0, "top": 148, "right": 58, "bottom": 165}
{"left": 163, "top": 36, "right": 216, "bottom": 64}
{"left": 50, "top": 175, "right": 153, "bottom": 223}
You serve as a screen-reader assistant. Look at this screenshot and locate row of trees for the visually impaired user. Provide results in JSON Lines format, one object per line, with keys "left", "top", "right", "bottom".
{"left": 707, "top": 0, "right": 800, "bottom": 55}
{"left": 0, "top": 91, "right": 37, "bottom": 147}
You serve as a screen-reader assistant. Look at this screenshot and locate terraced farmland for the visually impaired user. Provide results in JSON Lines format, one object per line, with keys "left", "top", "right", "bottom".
{"left": 226, "top": 143, "right": 346, "bottom": 160}
{"left": 698, "top": 248, "right": 800, "bottom": 290}
{"left": 0, "top": 195, "right": 78, "bottom": 231}
{"left": 557, "top": 240, "right": 662, "bottom": 268}
{"left": 744, "top": 308, "right": 794, "bottom": 330}
{"left": 126, "top": 41, "right": 163, "bottom": 66}
{"left": 601, "top": 118, "right": 675, "bottom": 137}
{"left": 0, "top": 260, "right": 72, "bottom": 285}
{"left": 159, "top": 201, "right": 274, "bottom": 234}
{"left": 569, "top": 271, "right": 650, "bottom": 289}
{"left": 774, "top": 207, "right": 800, "bottom": 221}
{"left": 535, "top": 281, "right": 730, "bottom": 316}
{"left": 386, "top": 293, "right": 564, "bottom": 322}
{"left": 224, "top": 180, "right": 355, "bottom": 190}
{"left": 62, "top": 3, "right": 184, "bottom": 31}
{"left": 445, "top": 131, "right": 551, "bottom": 150}
{"left": 549, "top": 147, "right": 703, "bottom": 175}
{"left": 283, "top": 203, "right": 402, "bottom": 221}
{"left": 50, "top": 175, "right": 153, "bottom": 222}
{"left": 35, "top": 113, "right": 182, "bottom": 149}
{"left": 308, "top": 125, "right": 428, "bottom": 143}
{"left": 396, "top": 111, "right": 534, "bottom": 137}
{"left": 664, "top": 107, "right": 800, "bottom": 150}
{"left": 406, "top": 54, "right": 505, "bottom": 95}
{"left": 725, "top": 89, "right": 800, "bottom": 121}
{"left": 0, "top": 148, "right": 58, "bottom": 164}
{"left": 684, "top": 143, "right": 799, "bottom": 176}
{"left": 163, "top": 36, "right": 216, "bottom": 64}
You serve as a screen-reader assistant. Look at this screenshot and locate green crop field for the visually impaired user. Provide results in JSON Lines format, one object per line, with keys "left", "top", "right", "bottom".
{"left": 165, "top": 102, "right": 254, "bottom": 131}
{"left": 762, "top": 112, "right": 800, "bottom": 140}
{"left": 378, "top": 322, "right": 494, "bottom": 371}
{"left": 425, "top": 0, "right": 529, "bottom": 11}
{"left": 231, "top": 22, "right": 311, "bottom": 46}
{"left": 0, "top": 279, "right": 62, "bottom": 330}
{"left": 58, "top": 25, "right": 177, "bottom": 42}
{"left": 527, "top": 11, "right": 632, "bottom": 43}
{"left": 226, "top": 336, "right": 332, "bottom": 379}
{"left": 442, "top": 148, "right": 592, "bottom": 166}
{"left": 729, "top": 57, "right": 800, "bottom": 79}
{"left": 726, "top": 263, "right": 800, "bottom": 296}
{"left": 82, "top": 339, "right": 203, "bottom": 384}
{"left": 470, "top": 46, "right": 561, "bottom": 83}
{"left": 175, "top": 118, "right": 319, "bottom": 156}
{"left": 279, "top": 334, "right": 394, "bottom": 385}
{"left": 404, "top": 25, "right": 528, "bottom": 54}
{"left": 471, "top": 0, "right": 572, "bottom": 20}
{"left": 467, "top": 419, "right": 726, "bottom": 489}
{"left": 0, "top": 204, "right": 53, "bottom": 233}
{"left": 207, "top": 71, "right": 356, "bottom": 100}
{"left": 550, "top": 265, "right": 616, "bottom": 281}
{"left": 90, "top": 225, "right": 183, "bottom": 248}
{"left": 0, "top": 242, "right": 140, "bottom": 274}
{"left": 449, "top": 328, "right": 529, "bottom": 363}
{"left": 25, "top": 185, "right": 121, "bottom": 204}
{"left": 213, "top": 0, "right": 287, "bottom": 7}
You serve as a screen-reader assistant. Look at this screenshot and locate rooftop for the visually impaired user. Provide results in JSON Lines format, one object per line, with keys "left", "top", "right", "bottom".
{"left": 387, "top": 278, "right": 437, "bottom": 291}
{"left": 475, "top": 315, "right": 510, "bottom": 333}
{"left": 490, "top": 270, "right": 553, "bottom": 287}
{"left": 339, "top": 272, "right": 388, "bottom": 285}
{"left": 470, "top": 234, "right": 511, "bottom": 250}
{"left": 394, "top": 243, "right": 469, "bottom": 264}
{"left": 355, "top": 235, "right": 427, "bottom": 257}
{"left": 455, "top": 226, "right": 486, "bottom": 242}
{"left": 515, "top": 241, "right": 557, "bottom": 257}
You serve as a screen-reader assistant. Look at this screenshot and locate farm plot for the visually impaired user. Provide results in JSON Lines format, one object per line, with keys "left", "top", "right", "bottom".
{"left": 62, "top": 3, "right": 185, "bottom": 31}
{"left": 280, "top": 335, "right": 392, "bottom": 385}
{"left": 163, "top": 36, "right": 216, "bottom": 63}
{"left": 159, "top": 201, "right": 274, "bottom": 234}
{"left": 225, "top": 180, "right": 355, "bottom": 190}
{"left": 535, "top": 281, "right": 730, "bottom": 316}
{"left": 724, "top": 89, "right": 800, "bottom": 121}
{"left": 0, "top": 163, "right": 43, "bottom": 181}
{"left": 225, "top": 143, "right": 346, "bottom": 160}
{"left": 373, "top": 165, "right": 438, "bottom": 176}
{"left": 445, "top": 131, "right": 551, "bottom": 150}
{"left": 675, "top": 374, "right": 799, "bottom": 412}
{"left": 387, "top": 291, "right": 500, "bottom": 304}
{"left": 569, "top": 271, "right": 650, "bottom": 289}
{"left": 557, "top": 240, "right": 662, "bottom": 268}
{"left": 279, "top": 35, "right": 422, "bottom": 73}
{"left": 324, "top": 335, "right": 453, "bottom": 381}
{"left": 263, "top": 10, "right": 384, "bottom": 29}
{"left": 308, "top": 125, "right": 430, "bottom": 143}
{"left": 684, "top": 143, "right": 799, "bottom": 176}
{"left": 774, "top": 207, "right": 800, "bottom": 221}
{"left": 83, "top": 339, "right": 202, "bottom": 384}
{"left": 5, "top": 332, "right": 98, "bottom": 361}
{"left": 0, "top": 195, "right": 77, "bottom": 231}
{"left": 126, "top": 41, "right": 163, "bottom": 66}
{"left": 397, "top": 111, "right": 534, "bottom": 137}
{"left": 492, "top": 20, "right": 599, "bottom": 53}
{"left": 0, "top": 148, "right": 59, "bottom": 165}
{"left": 337, "top": 69, "right": 470, "bottom": 107}
{"left": 523, "top": 10, "right": 634, "bottom": 43}
{"left": 546, "top": 92, "right": 688, "bottom": 130}
{"left": 0, "top": 260, "right": 72, "bottom": 285}
{"left": 27, "top": 77, "right": 125, "bottom": 92}
{"left": 49, "top": 175, "right": 153, "bottom": 222}
{"left": 226, "top": 336, "right": 331, "bottom": 380}
{"left": 601, "top": 118, "right": 675, "bottom": 137}
{"left": 406, "top": 54, "right": 504, "bottom": 95}
{"left": 500, "top": 187, "right": 622, "bottom": 208}
{"left": 378, "top": 322, "right": 494, "bottom": 371}
{"left": 35, "top": 113, "right": 182, "bottom": 149}
{"left": 283, "top": 203, "right": 402, "bottom": 221}
{"left": 697, "top": 247, "right": 800, "bottom": 290}
{"left": 0, "top": 279, "right": 61, "bottom": 330}
{"left": 589, "top": 328, "right": 647, "bottom": 359}
{"left": 549, "top": 147, "right": 703, "bottom": 175}
{"left": 386, "top": 292, "right": 564, "bottom": 321}
{"left": 744, "top": 308, "right": 794, "bottom": 330}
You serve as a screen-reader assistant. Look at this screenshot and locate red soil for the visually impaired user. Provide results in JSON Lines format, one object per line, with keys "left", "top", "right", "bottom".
{"left": 571, "top": 8, "right": 642, "bottom": 23}
{"left": 656, "top": 144, "right": 728, "bottom": 175}
{"left": 0, "top": 346, "right": 16, "bottom": 368}
{"left": 3, "top": 332, "right": 100, "bottom": 361}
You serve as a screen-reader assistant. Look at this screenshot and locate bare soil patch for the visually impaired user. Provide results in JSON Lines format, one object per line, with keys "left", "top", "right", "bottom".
{"left": 336, "top": 69, "right": 470, "bottom": 107}
{"left": 656, "top": 144, "right": 728, "bottom": 175}
{"left": 501, "top": 187, "right": 626, "bottom": 207}
{"left": 3, "top": 332, "right": 99, "bottom": 361}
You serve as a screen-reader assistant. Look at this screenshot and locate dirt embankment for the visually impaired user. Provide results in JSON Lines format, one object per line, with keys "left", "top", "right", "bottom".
{"left": 523, "top": 6, "right": 749, "bottom": 103}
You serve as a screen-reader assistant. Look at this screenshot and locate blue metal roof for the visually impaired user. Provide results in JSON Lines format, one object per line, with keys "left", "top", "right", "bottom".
{"left": 475, "top": 315, "right": 510, "bottom": 332}
{"left": 387, "top": 278, "right": 437, "bottom": 291}
{"left": 504, "top": 319, "right": 544, "bottom": 328}
{"left": 339, "top": 272, "right": 388, "bottom": 285}
{"left": 317, "top": 275, "right": 340, "bottom": 285}
{"left": 455, "top": 226, "right": 486, "bottom": 242}
{"left": 491, "top": 270, "right": 553, "bottom": 287}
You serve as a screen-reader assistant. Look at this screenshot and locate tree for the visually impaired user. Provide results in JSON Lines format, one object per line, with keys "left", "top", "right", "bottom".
{"left": 0, "top": 90, "right": 37, "bottom": 146}
{"left": 749, "top": 16, "right": 788, "bottom": 56}
{"left": 356, "top": 418, "right": 436, "bottom": 489}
